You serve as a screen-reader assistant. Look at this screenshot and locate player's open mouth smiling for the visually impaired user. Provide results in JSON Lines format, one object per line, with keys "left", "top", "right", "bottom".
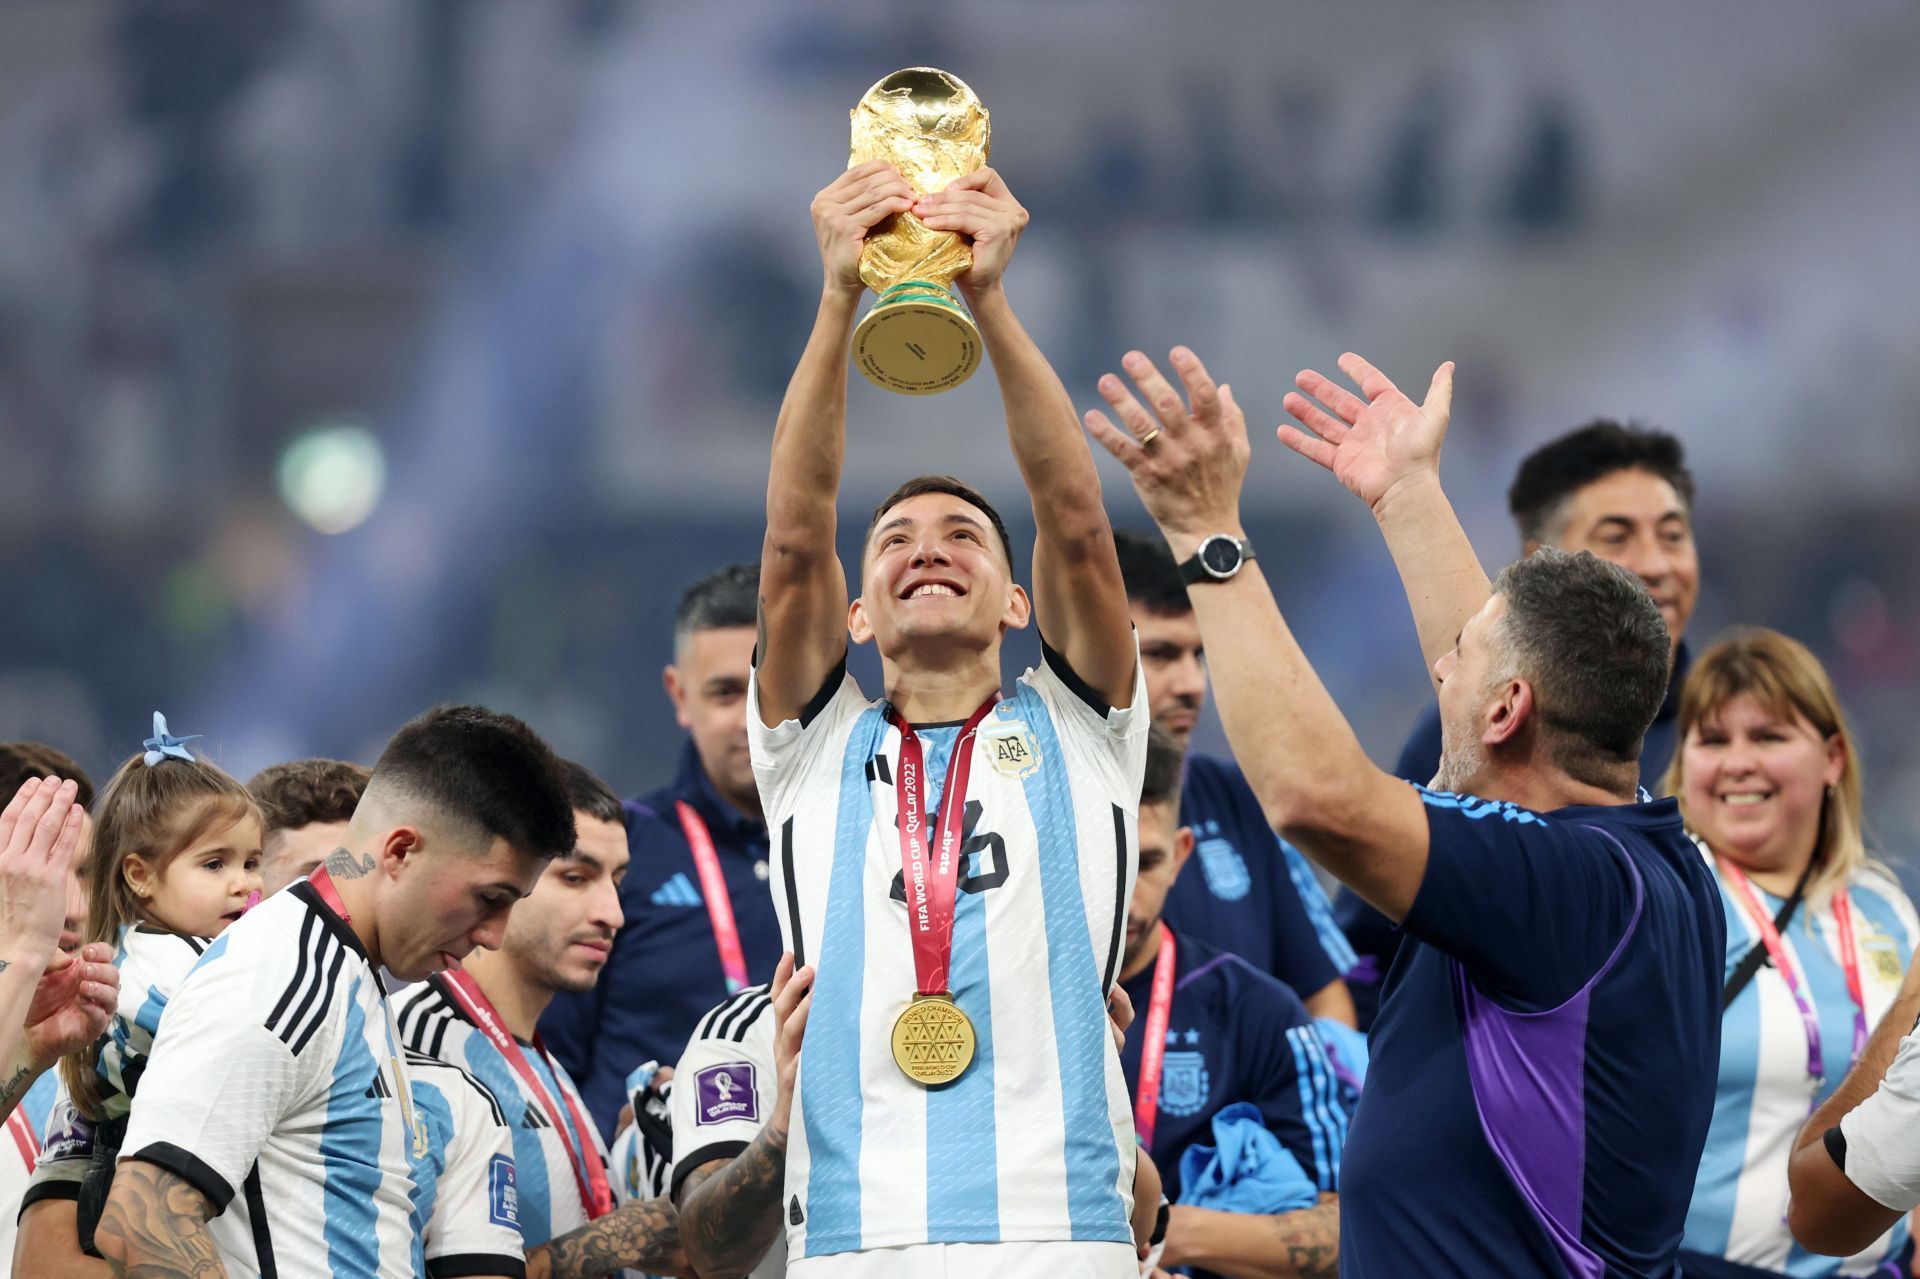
{"left": 902, "top": 578, "right": 965, "bottom": 600}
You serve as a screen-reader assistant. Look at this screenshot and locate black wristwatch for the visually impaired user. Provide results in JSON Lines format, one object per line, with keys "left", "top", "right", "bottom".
{"left": 1179, "top": 534, "right": 1256, "bottom": 584}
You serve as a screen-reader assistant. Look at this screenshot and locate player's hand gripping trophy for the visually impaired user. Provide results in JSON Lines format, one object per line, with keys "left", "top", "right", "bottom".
{"left": 847, "top": 68, "right": 990, "bottom": 395}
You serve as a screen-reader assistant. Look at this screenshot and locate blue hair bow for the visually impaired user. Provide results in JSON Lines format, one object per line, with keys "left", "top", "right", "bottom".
{"left": 143, "top": 712, "right": 202, "bottom": 767}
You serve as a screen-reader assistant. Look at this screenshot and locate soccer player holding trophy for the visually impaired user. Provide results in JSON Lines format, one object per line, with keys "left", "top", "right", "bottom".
{"left": 740, "top": 69, "right": 1159, "bottom": 1278}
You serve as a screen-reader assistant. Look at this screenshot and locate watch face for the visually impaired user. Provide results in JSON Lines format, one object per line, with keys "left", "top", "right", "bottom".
{"left": 1199, "top": 536, "right": 1241, "bottom": 577}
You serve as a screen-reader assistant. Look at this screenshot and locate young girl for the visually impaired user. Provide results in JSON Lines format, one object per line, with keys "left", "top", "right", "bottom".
{"left": 51, "top": 713, "right": 264, "bottom": 1250}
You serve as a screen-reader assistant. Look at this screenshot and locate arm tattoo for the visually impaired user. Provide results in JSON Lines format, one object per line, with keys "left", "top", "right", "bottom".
{"left": 0, "top": 1062, "right": 35, "bottom": 1115}
{"left": 95, "top": 1160, "right": 226, "bottom": 1279}
{"left": 678, "top": 1125, "right": 789, "bottom": 1279}
{"left": 530, "top": 1194, "right": 685, "bottom": 1279}
{"left": 1267, "top": 1195, "right": 1339, "bottom": 1279}
{"left": 322, "top": 847, "right": 376, "bottom": 879}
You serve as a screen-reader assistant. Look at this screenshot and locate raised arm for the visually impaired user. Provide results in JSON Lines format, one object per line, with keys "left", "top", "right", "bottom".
{"left": 917, "top": 171, "right": 1135, "bottom": 706}
{"left": 1279, "top": 354, "right": 1488, "bottom": 693}
{"left": 1084, "top": 349, "right": 1429, "bottom": 921}
{"left": 757, "top": 162, "right": 915, "bottom": 726}
{"left": 95, "top": 1161, "right": 227, "bottom": 1279}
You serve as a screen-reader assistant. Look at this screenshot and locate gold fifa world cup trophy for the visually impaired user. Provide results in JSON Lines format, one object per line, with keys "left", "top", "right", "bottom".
{"left": 848, "top": 67, "right": 990, "bottom": 395}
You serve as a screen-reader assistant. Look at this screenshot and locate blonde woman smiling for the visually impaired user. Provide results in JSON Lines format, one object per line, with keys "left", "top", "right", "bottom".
{"left": 1675, "top": 629, "right": 1918, "bottom": 1278}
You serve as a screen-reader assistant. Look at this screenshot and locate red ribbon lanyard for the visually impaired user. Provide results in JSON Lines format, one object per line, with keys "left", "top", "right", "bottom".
{"left": 675, "top": 801, "right": 750, "bottom": 996}
{"left": 888, "top": 698, "right": 998, "bottom": 997}
{"left": 5, "top": 1108, "right": 38, "bottom": 1167}
{"left": 1721, "top": 860, "right": 1866, "bottom": 1093}
{"left": 1132, "top": 923, "right": 1178, "bottom": 1152}
{"left": 440, "top": 969, "right": 614, "bottom": 1219}
{"left": 307, "top": 864, "right": 352, "bottom": 922}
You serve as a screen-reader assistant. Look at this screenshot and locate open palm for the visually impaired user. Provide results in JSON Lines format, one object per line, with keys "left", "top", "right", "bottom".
{"left": 25, "top": 942, "right": 119, "bottom": 1063}
{"left": 1279, "top": 353, "right": 1454, "bottom": 513}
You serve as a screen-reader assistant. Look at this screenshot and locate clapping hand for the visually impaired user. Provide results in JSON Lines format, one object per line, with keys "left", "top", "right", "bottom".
{"left": 24, "top": 941, "right": 118, "bottom": 1067}
{"left": 1279, "top": 353, "right": 1454, "bottom": 516}
{"left": 0, "top": 778, "right": 86, "bottom": 970}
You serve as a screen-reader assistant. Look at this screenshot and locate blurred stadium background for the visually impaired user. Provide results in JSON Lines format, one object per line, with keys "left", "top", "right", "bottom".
{"left": 2, "top": 0, "right": 1917, "bottom": 875}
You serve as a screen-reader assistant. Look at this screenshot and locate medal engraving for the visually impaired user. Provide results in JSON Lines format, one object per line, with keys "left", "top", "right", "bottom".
{"left": 891, "top": 994, "right": 976, "bottom": 1085}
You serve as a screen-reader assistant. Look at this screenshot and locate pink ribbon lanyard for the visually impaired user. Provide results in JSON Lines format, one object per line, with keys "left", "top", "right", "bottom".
{"left": 1132, "top": 923, "right": 1178, "bottom": 1152}
{"left": 676, "top": 801, "right": 750, "bottom": 995}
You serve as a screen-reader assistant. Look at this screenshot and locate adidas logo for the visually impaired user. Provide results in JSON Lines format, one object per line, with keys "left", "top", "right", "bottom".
{"left": 650, "top": 872, "right": 703, "bottom": 908}
{"left": 365, "top": 1070, "right": 393, "bottom": 1100}
{"left": 521, "top": 1103, "right": 552, "bottom": 1131}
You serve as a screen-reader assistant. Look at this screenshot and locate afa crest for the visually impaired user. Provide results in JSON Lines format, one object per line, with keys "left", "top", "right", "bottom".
{"left": 980, "top": 721, "right": 1041, "bottom": 779}
{"left": 1159, "top": 1051, "right": 1209, "bottom": 1118}
{"left": 1196, "top": 837, "right": 1251, "bottom": 902}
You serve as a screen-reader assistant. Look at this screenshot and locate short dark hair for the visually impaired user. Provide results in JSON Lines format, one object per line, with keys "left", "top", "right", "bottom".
{"left": 865, "top": 475, "right": 1015, "bottom": 570}
{"left": 370, "top": 705, "right": 576, "bottom": 860}
{"left": 560, "top": 759, "right": 624, "bottom": 827}
{"left": 1507, "top": 421, "right": 1696, "bottom": 547}
{"left": 674, "top": 562, "right": 759, "bottom": 651}
{"left": 1140, "top": 726, "right": 1185, "bottom": 811}
{"left": 1491, "top": 548, "right": 1671, "bottom": 786}
{"left": 0, "top": 742, "right": 94, "bottom": 809}
{"left": 247, "top": 758, "right": 371, "bottom": 833}
{"left": 1113, "top": 529, "right": 1189, "bottom": 615}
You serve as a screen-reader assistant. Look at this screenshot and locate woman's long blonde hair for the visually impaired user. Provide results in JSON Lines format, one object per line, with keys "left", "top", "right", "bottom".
{"left": 58, "top": 750, "right": 258, "bottom": 1121}
{"left": 1663, "top": 627, "right": 1868, "bottom": 905}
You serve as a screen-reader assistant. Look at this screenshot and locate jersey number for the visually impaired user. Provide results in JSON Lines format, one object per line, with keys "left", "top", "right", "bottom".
{"left": 888, "top": 798, "right": 1009, "bottom": 902}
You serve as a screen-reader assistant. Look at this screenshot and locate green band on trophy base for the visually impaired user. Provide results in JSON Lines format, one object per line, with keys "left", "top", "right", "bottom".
{"left": 853, "top": 284, "right": 982, "bottom": 396}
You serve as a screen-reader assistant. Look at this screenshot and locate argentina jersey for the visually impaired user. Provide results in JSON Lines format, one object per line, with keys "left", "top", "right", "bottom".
{"left": 0, "top": 1070, "right": 59, "bottom": 1273}
{"left": 397, "top": 975, "right": 611, "bottom": 1247}
{"left": 1685, "top": 853, "right": 1920, "bottom": 1276}
{"left": 97, "top": 925, "right": 212, "bottom": 1117}
{"left": 405, "top": 1049, "right": 526, "bottom": 1277}
{"left": 118, "top": 879, "right": 427, "bottom": 1279}
{"left": 749, "top": 642, "right": 1148, "bottom": 1259}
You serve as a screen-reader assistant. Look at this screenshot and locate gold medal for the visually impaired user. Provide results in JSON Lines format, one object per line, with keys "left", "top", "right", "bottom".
{"left": 891, "top": 993, "right": 975, "bottom": 1085}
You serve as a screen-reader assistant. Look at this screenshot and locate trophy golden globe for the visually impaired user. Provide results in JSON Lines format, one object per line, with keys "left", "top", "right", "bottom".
{"left": 848, "top": 68, "right": 989, "bottom": 395}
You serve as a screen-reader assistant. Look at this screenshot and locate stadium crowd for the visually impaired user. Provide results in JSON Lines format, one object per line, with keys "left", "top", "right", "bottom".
{"left": 4, "top": 158, "right": 1920, "bottom": 1279}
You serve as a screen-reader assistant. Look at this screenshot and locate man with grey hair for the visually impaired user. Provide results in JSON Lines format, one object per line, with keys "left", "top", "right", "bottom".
{"left": 541, "top": 561, "right": 783, "bottom": 1137}
{"left": 1085, "top": 344, "right": 1723, "bottom": 1278}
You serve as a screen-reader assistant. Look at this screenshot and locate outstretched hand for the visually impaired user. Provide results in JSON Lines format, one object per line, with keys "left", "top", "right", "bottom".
{"left": 1084, "top": 347, "right": 1250, "bottom": 547}
{"left": 0, "top": 777, "right": 86, "bottom": 968}
{"left": 1279, "top": 353, "right": 1454, "bottom": 516}
{"left": 24, "top": 941, "right": 119, "bottom": 1067}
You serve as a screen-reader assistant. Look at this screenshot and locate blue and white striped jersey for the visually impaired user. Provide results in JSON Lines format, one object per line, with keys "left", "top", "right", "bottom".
{"left": 120, "top": 879, "right": 431, "bottom": 1279}
{"left": 748, "top": 645, "right": 1149, "bottom": 1260}
{"left": 406, "top": 1049, "right": 526, "bottom": 1277}
{"left": 1685, "top": 855, "right": 1920, "bottom": 1275}
{"left": 0, "top": 1070, "right": 60, "bottom": 1275}
{"left": 397, "top": 975, "right": 611, "bottom": 1249}
{"left": 97, "top": 924, "right": 212, "bottom": 1117}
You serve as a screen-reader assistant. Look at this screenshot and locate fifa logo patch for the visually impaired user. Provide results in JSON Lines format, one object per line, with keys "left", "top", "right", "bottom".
{"left": 1158, "top": 1051, "right": 1210, "bottom": 1118}
{"left": 488, "top": 1153, "right": 519, "bottom": 1228}
{"left": 695, "top": 1062, "right": 759, "bottom": 1126}
{"left": 979, "top": 721, "right": 1041, "bottom": 779}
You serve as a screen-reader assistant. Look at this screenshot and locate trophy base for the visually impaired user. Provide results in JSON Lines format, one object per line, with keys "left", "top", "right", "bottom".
{"left": 853, "top": 282, "right": 981, "bottom": 395}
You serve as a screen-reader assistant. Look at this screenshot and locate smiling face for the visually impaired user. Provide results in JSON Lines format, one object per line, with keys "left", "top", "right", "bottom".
{"left": 1680, "top": 691, "right": 1842, "bottom": 877}
{"left": 851, "top": 490, "right": 1029, "bottom": 662}
{"left": 133, "top": 809, "right": 266, "bottom": 938}
{"left": 1546, "top": 468, "right": 1698, "bottom": 654}
{"left": 498, "top": 809, "right": 629, "bottom": 995}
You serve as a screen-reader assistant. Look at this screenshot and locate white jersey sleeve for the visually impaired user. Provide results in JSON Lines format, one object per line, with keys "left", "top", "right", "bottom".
{"left": 1839, "top": 1021, "right": 1920, "bottom": 1211}
{"left": 747, "top": 660, "right": 870, "bottom": 821}
{"left": 118, "top": 953, "right": 308, "bottom": 1214}
{"left": 1017, "top": 637, "right": 1149, "bottom": 815}
{"left": 407, "top": 1052, "right": 525, "bottom": 1277}
{"left": 668, "top": 985, "right": 777, "bottom": 1203}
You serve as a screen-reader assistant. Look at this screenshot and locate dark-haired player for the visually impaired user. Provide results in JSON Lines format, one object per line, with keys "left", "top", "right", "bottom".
{"left": 1338, "top": 420, "right": 1702, "bottom": 1024}
{"left": 248, "top": 757, "right": 373, "bottom": 894}
{"left": 97, "top": 705, "right": 578, "bottom": 1279}
{"left": 748, "top": 161, "right": 1151, "bottom": 1276}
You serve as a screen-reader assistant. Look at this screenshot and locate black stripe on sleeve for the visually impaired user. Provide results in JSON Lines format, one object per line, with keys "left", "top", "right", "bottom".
{"left": 20, "top": 1179, "right": 81, "bottom": 1212}
{"left": 264, "top": 912, "right": 318, "bottom": 1034}
{"left": 243, "top": 1165, "right": 278, "bottom": 1279}
{"left": 781, "top": 816, "right": 805, "bottom": 969}
{"left": 1824, "top": 1124, "right": 1848, "bottom": 1173}
{"left": 797, "top": 654, "right": 848, "bottom": 729}
{"left": 1100, "top": 804, "right": 1128, "bottom": 992}
{"left": 670, "top": 1141, "right": 752, "bottom": 1205}
{"left": 288, "top": 943, "right": 348, "bottom": 1057}
{"left": 428, "top": 1254, "right": 528, "bottom": 1279}
{"left": 725, "top": 996, "right": 774, "bottom": 1043}
{"left": 122, "top": 1142, "right": 236, "bottom": 1213}
{"left": 1041, "top": 635, "right": 1114, "bottom": 717}
{"left": 714, "top": 993, "right": 770, "bottom": 1043}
